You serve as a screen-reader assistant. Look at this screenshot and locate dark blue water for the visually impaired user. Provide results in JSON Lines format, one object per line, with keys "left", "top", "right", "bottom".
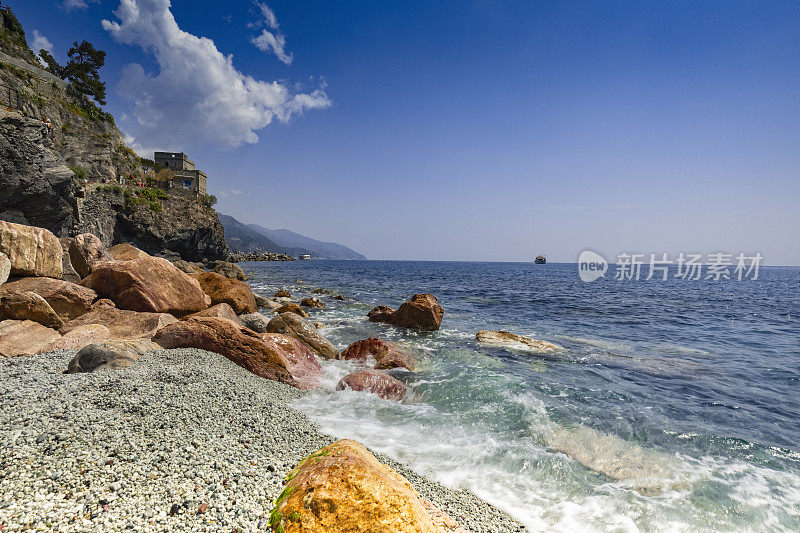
{"left": 244, "top": 261, "right": 800, "bottom": 531}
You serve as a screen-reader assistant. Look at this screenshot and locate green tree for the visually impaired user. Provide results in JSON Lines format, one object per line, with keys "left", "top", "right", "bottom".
{"left": 40, "top": 40, "right": 107, "bottom": 105}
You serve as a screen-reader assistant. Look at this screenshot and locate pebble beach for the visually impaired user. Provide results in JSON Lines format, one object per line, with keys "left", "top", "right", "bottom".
{"left": 0, "top": 347, "right": 524, "bottom": 532}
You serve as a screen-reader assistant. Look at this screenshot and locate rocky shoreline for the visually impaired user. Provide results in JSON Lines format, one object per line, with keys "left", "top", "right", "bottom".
{"left": 0, "top": 219, "right": 524, "bottom": 532}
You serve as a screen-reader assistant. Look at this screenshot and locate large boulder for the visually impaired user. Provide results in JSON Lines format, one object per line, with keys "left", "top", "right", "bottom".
{"left": 59, "top": 307, "right": 178, "bottom": 339}
{"left": 0, "top": 291, "right": 63, "bottom": 328}
{"left": 66, "top": 339, "right": 160, "bottom": 373}
{"left": 208, "top": 260, "right": 247, "bottom": 281}
{"left": 192, "top": 271, "right": 257, "bottom": 314}
{"left": 266, "top": 312, "right": 338, "bottom": 359}
{"left": 186, "top": 303, "right": 242, "bottom": 325}
{"left": 239, "top": 312, "right": 270, "bottom": 333}
{"left": 152, "top": 317, "right": 322, "bottom": 389}
{"left": 68, "top": 233, "right": 112, "bottom": 278}
{"left": 0, "top": 221, "right": 63, "bottom": 278}
{"left": 339, "top": 337, "right": 418, "bottom": 371}
{"left": 82, "top": 256, "right": 208, "bottom": 315}
{"left": 337, "top": 369, "right": 411, "bottom": 402}
{"left": 0, "top": 253, "right": 10, "bottom": 285}
{"left": 389, "top": 294, "right": 444, "bottom": 331}
{"left": 39, "top": 324, "right": 111, "bottom": 353}
{"left": 300, "top": 297, "right": 325, "bottom": 309}
{"left": 274, "top": 303, "right": 310, "bottom": 318}
{"left": 476, "top": 330, "right": 563, "bottom": 353}
{"left": 108, "top": 243, "right": 149, "bottom": 261}
{"left": 0, "top": 277, "right": 97, "bottom": 321}
{"left": 259, "top": 333, "right": 324, "bottom": 390}
{"left": 172, "top": 259, "right": 201, "bottom": 274}
{"left": 271, "top": 440, "right": 463, "bottom": 533}
{"left": 0, "top": 320, "right": 61, "bottom": 357}
{"left": 58, "top": 238, "right": 81, "bottom": 284}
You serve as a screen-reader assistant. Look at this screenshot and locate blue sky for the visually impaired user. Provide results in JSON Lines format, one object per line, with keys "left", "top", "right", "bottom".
{"left": 16, "top": 0, "right": 800, "bottom": 263}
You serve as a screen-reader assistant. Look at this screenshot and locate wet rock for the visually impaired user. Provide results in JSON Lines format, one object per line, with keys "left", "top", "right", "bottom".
{"left": 239, "top": 312, "right": 270, "bottom": 333}
{"left": 108, "top": 243, "right": 149, "bottom": 261}
{"left": 68, "top": 233, "right": 112, "bottom": 278}
{"left": 59, "top": 307, "right": 178, "bottom": 339}
{"left": 476, "top": 330, "right": 563, "bottom": 353}
{"left": 66, "top": 339, "right": 160, "bottom": 373}
{"left": 265, "top": 312, "right": 338, "bottom": 359}
{"left": 389, "top": 294, "right": 444, "bottom": 331}
{"left": 0, "top": 220, "right": 63, "bottom": 278}
{"left": 259, "top": 333, "right": 323, "bottom": 390}
{"left": 82, "top": 256, "right": 208, "bottom": 315}
{"left": 192, "top": 271, "right": 257, "bottom": 314}
{"left": 274, "top": 303, "right": 310, "bottom": 318}
{"left": 0, "top": 276, "right": 97, "bottom": 321}
{"left": 300, "top": 297, "right": 325, "bottom": 309}
{"left": 339, "top": 337, "right": 418, "bottom": 371}
{"left": 152, "top": 317, "right": 321, "bottom": 389}
{"left": 337, "top": 369, "right": 411, "bottom": 402}
{"left": 0, "top": 290, "right": 63, "bottom": 328}
{"left": 274, "top": 289, "right": 290, "bottom": 298}
{"left": 367, "top": 305, "right": 395, "bottom": 324}
{"left": 0, "top": 319, "right": 61, "bottom": 357}
{"left": 272, "top": 440, "right": 462, "bottom": 533}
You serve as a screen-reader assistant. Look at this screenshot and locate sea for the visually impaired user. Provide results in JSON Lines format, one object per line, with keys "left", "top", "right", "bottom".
{"left": 242, "top": 260, "right": 800, "bottom": 532}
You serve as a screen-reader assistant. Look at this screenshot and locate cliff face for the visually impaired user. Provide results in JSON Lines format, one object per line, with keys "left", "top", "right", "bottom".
{"left": 0, "top": 8, "right": 230, "bottom": 261}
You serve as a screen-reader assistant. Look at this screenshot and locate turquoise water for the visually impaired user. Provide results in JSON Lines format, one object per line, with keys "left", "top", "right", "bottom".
{"left": 244, "top": 261, "right": 800, "bottom": 532}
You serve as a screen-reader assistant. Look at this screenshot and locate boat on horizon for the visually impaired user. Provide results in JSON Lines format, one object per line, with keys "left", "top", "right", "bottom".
{"left": 534, "top": 255, "right": 546, "bottom": 264}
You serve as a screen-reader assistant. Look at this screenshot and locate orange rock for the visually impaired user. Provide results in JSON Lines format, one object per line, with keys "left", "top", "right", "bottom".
{"left": 270, "top": 440, "right": 463, "bottom": 532}
{"left": 339, "top": 337, "right": 418, "bottom": 371}
{"left": 273, "top": 303, "right": 309, "bottom": 318}
{"left": 59, "top": 307, "right": 177, "bottom": 339}
{"left": 108, "top": 243, "right": 149, "bottom": 261}
{"left": 82, "top": 256, "right": 207, "bottom": 315}
{"left": 192, "top": 271, "right": 257, "bottom": 314}
{"left": 186, "top": 302, "right": 242, "bottom": 325}
{"left": 40, "top": 324, "right": 111, "bottom": 352}
{"left": 0, "top": 291, "right": 63, "bottom": 328}
{"left": 389, "top": 294, "right": 443, "bottom": 331}
{"left": 68, "top": 233, "right": 112, "bottom": 278}
{"left": 0, "top": 320, "right": 61, "bottom": 357}
{"left": 336, "top": 369, "right": 410, "bottom": 402}
{"left": 0, "top": 276, "right": 97, "bottom": 321}
{"left": 0, "top": 221, "right": 63, "bottom": 278}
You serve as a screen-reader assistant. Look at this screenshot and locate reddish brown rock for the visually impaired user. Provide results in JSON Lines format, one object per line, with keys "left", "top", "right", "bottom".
{"left": 0, "top": 291, "right": 63, "bottom": 328}
{"left": 59, "top": 307, "right": 178, "bottom": 339}
{"left": 336, "top": 369, "right": 410, "bottom": 402}
{"left": 390, "top": 294, "right": 444, "bottom": 331}
{"left": 273, "top": 303, "right": 310, "bottom": 318}
{"left": 82, "top": 256, "right": 208, "bottom": 315}
{"left": 367, "top": 305, "right": 395, "bottom": 324}
{"left": 274, "top": 289, "right": 291, "bottom": 298}
{"left": 266, "top": 312, "right": 338, "bottom": 359}
{"left": 152, "top": 317, "right": 321, "bottom": 389}
{"left": 0, "top": 221, "right": 63, "bottom": 279}
{"left": 0, "top": 320, "right": 61, "bottom": 357}
{"left": 186, "top": 303, "right": 242, "bottom": 325}
{"left": 192, "top": 271, "right": 257, "bottom": 314}
{"left": 40, "top": 324, "right": 111, "bottom": 352}
{"left": 300, "top": 297, "right": 325, "bottom": 308}
{"left": 68, "top": 233, "right": 112, "bottom": 278}
{"left": 0, "top": 277, "right": 97, "bottom": 321}
{"left": 91, "top": 298, "right": 116, "bottom": 310}
{"left": 108, "top": 243, "right": 149, "bottom": 261}
{"left": 260, "top": 333, "right": 323, "bottom": 390}
{"left": 339, "top": 337, "right": 419, "bottom": 371}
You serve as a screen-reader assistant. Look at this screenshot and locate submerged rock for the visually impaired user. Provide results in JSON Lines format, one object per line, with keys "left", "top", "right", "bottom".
{"left": 82, "top": 256, "right": 207, "bottom": 315}
{"left": 66, "top": 339, "right": 160, "bottom": 373}
{"left": 274, "top": 303, "right": 310, "bottom": 318}
{"left": 274, "top": 289, "right": 291, "bottom": 298}
{"left": 193, "top": 271, "right": 257, "bottom": 314}
{"left": 339, "top": 337, "right": 418, "bottom": 371}
{"left": 265, "top": 312, "right": 338, "bottom": 359}
{"left": 337, "top": 369, "right": 411, "bottom": 402}
{"left": 271, "top": 439, "right": 463, "bottom": 533}
{"left": 300, "top": 297, "right": 325, "bottom": 308}
{"left": 0, "top": 220, "right": 63, "bottom": 278}
{"left": 367, "top": 305, "right": 395, "bottom": 323}
{"left": 0, "top": 319, "right": 61, "bottom": 357}
{"left": 68, "top": 233, "right": 112, "bottom": 278}
{"left": 476, "top": 330, "right": 563, "bottom": 353}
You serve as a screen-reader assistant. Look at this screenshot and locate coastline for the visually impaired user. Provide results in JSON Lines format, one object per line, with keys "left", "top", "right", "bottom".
{"left": 0, "top": 347, "right": 524, "bottom": 532}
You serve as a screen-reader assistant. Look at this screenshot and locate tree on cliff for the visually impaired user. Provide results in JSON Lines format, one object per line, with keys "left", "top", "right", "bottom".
{"left": 39, "top": 40, "right": 107, "bottom": 106}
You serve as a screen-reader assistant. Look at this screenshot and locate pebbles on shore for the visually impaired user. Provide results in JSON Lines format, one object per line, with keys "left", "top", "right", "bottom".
{"left": 0, "top": 348, "right": 523, "bottom": 532}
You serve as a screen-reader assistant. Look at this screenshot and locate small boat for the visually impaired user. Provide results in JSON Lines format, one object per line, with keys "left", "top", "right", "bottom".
{"left": 534, "top": 255, "right": 546, "bottom": 264}
{"left": 299, "top": 254, "right": 311, "bottom": 260}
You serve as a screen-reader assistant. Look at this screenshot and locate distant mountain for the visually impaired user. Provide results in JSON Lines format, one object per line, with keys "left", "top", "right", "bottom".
{"left": 247, "top": 224, "right": 367, "bottom": 260}
{"left": 218, "top": 214, "right": 286, "bottom": 254}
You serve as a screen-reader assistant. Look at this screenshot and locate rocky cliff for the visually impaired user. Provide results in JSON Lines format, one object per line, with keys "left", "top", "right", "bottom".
{"left": 0, "top": 7, "right": 229, "bottom": 261}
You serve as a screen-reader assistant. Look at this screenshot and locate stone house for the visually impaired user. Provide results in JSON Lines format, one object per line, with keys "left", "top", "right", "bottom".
{"left": 154, "top": 151, "right": 207, "bottom": 195}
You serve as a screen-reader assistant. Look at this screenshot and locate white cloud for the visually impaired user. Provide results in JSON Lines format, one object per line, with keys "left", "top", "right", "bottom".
{"left": 102, "top": 0, "right": 330, "bottom": 149}
{"left": 62, "top": 0, "right": 99, "bottom": 11}
{"left": 30, "top": 30, "right": 53, "bottom": 62}
{"left": 249, "top": 2, "right": 293, "bottom": 65}
{"left": 251, "top": 29, "right": 293, "bottom": 65}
